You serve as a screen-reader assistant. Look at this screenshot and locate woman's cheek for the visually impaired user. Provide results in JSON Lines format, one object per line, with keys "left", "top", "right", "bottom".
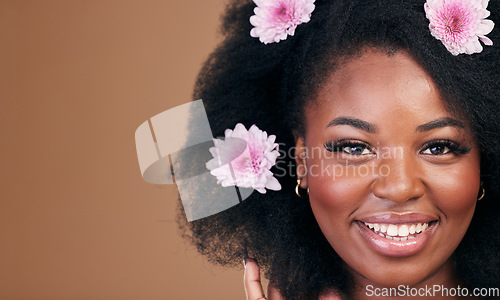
{"left": 438, "top": 182, "right": 477, "bottom": 216}
{"left": 425, "top": 158, "right": 479, "bottom": 217}
{"left": 432, "top": 180, "right": 477, "bottom": 245}
{"left": 307, "top": 158, "right": 371, "bottom": 214}
{"left": 307, "top": 162, "right": 370, "bottom": 259}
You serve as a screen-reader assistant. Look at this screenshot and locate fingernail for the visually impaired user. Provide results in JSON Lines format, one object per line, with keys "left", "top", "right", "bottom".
{"left": 243, "top": 258, "right": 248, "bottom": 269}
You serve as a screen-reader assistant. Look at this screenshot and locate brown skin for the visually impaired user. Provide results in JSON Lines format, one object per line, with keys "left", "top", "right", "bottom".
{"left": 244, "top": 49, "right": 480, "bottom": 299}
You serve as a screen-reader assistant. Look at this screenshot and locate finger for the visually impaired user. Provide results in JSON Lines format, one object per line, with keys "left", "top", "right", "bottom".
{"left": 244, "top": 258, "right": 267, "bottom": 300}
{"left": 267, "top": 283, "right": 286, "bottom": 300}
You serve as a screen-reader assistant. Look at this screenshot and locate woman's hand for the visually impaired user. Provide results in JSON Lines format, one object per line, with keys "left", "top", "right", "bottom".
{"left": 244, "top": 258, "right": 343, "bottom": 300}
{"left": 244, "top": 258, "right": 285, "bottom": 300}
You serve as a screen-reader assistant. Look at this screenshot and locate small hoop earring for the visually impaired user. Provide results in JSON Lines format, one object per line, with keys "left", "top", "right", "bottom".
{"left": 295, "top": 178, "right": 309, "bottom": 198}
{"left": 477, "top": 181, "right": 485, "bottom": 201}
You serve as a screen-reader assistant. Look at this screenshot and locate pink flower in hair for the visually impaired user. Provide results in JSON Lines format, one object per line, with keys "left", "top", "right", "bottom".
{"left": 206, "top": 123, "right": 281, "bottom": 194}
{"left": 424, "top": 0, "right": 495, "bottom": 55}
{"left": 250, "top": 0, "right": 316, "bottom": 44}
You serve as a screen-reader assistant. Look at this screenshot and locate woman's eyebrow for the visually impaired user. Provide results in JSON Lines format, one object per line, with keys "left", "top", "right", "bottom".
{"left": 326, "top": 117, "right": 377, "bottom": 133}
{"left": 416, "top": 117, "right": 464, "bottom": 132}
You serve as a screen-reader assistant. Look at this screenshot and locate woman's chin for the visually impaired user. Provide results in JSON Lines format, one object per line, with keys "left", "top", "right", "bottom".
{"left": 350, "top": 268, "right": 426, "bottom": 290}
{"left": 348, "top": 258, "right": 457, "bottom": 293}
{"left": 358, "top": 277, "right": 423, "bottom": 290}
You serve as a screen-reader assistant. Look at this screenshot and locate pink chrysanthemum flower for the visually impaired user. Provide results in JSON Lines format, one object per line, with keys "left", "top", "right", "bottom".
{"left": 206, "top": 123, "right": 281, "bottom": 194}
{"left": 250, "top": 0, "right": 316, "bottom": 44}
{"left": 424, "top": 0, "right": 495, "bottom": 55}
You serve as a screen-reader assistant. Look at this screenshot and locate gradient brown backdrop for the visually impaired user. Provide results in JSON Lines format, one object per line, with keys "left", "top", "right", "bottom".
{"left": 1, "top": 1, "right": 248, "bottom": 299}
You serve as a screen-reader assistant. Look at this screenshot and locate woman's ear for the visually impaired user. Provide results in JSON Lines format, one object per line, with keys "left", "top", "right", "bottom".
{"left": 294, "top": 136, "right": 308, "bottom": 189}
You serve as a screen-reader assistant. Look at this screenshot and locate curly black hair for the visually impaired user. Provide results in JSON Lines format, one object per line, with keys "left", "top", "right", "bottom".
{"left": 178, "top": 0, "right": 500, "bottom": 298}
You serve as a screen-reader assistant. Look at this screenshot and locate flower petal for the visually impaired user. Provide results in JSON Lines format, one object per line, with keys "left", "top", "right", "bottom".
{"left": 477, "top": 20, "right": 495, "bottom": 35}
{"left": 249, "top": 0, "right": 316, "bottom": 44}
{"left": 424, "top": 0, "right": 494, "bottom": 55}
{"left": 479, "top": 35, "right": 493, "bottom": 45}
{"left": 265, "top": 176, "right": 282, "bottom": 191}
{"left": 255, "top": 188, "right": 267, "bottom": 194}
{"left": 207, "top": 123, "right": 281, "bottom": 193}
{"left": 206, "top": 157, "right": 220, "bottom": 171}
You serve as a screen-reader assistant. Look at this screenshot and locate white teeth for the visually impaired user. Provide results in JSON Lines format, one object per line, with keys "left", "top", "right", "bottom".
{"left": 363, "top": 221, "right": 433, "bottom": 241}
{"left": 387, "top": 224, "right": 398, "bottom": 236}
{"left": 398, "top": 225, "right": 409, "bottom": 237}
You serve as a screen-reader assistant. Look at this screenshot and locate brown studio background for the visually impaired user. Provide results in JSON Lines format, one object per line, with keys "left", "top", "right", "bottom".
{"left": 0, "top": 1, "right": 248, "bottom": 299}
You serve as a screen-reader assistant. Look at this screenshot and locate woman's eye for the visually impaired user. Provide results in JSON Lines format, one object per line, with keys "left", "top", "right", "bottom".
{"left": 341, "top": 145, "right": 372, "bottom": 155}
{"left": 422, "top": 145, "right": 451, "bottom": 155}
{"left": 420, "top": 140, "right": 471, "bottom": 156}
{"left": 324, "top": 140, "right": 374, "bottom": 156}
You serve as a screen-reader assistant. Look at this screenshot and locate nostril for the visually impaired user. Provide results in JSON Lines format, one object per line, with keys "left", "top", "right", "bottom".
{"left": 371, "top": 176, "right": 425, "bottom": 203}
{"left": 371, "top": 156, "right": 425, "bottom": 203}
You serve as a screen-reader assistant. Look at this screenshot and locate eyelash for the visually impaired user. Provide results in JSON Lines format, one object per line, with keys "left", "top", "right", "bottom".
{"left": 323, "top": 139, "right": 374, "bottom": 155}
{"left": 323, "top": 139, "right": 471, "bottom": 156}
{"left": 420, "top": 139, "right": 471, "bottom": 156}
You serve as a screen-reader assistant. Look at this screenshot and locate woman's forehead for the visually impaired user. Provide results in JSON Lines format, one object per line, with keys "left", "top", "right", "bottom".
{"left": 317, "top": 50, "right": 431, "bottom": 99}
{"left": 304, "top": 50, "right": 462, "bottom": 133}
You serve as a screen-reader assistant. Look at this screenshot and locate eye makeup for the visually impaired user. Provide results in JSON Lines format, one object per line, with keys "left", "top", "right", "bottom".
{"left": 323, "top": 139, "right": 375, "bottom": 155}
{"left": 419, "top": 139, "right": 472, "bottom": 156}
{"left": 323, "top": 138, "right": 472, "bottom": 156}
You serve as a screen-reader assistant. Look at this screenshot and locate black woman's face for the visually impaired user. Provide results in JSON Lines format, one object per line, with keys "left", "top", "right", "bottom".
{"left": 295, "top": 50, "right": 480, "bottom": 289}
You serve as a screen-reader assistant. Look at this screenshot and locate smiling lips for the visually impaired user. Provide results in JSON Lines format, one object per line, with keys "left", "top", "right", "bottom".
{"left": 363, "top": 222, "right": 429, "bottom": 241}
{"left": 356, "top": 214, "right": 439, "bottom": 257}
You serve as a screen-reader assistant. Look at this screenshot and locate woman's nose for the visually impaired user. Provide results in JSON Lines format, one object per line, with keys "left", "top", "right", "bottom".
{"left": 372, "top": 153, "right": 425, "bottom": 204}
